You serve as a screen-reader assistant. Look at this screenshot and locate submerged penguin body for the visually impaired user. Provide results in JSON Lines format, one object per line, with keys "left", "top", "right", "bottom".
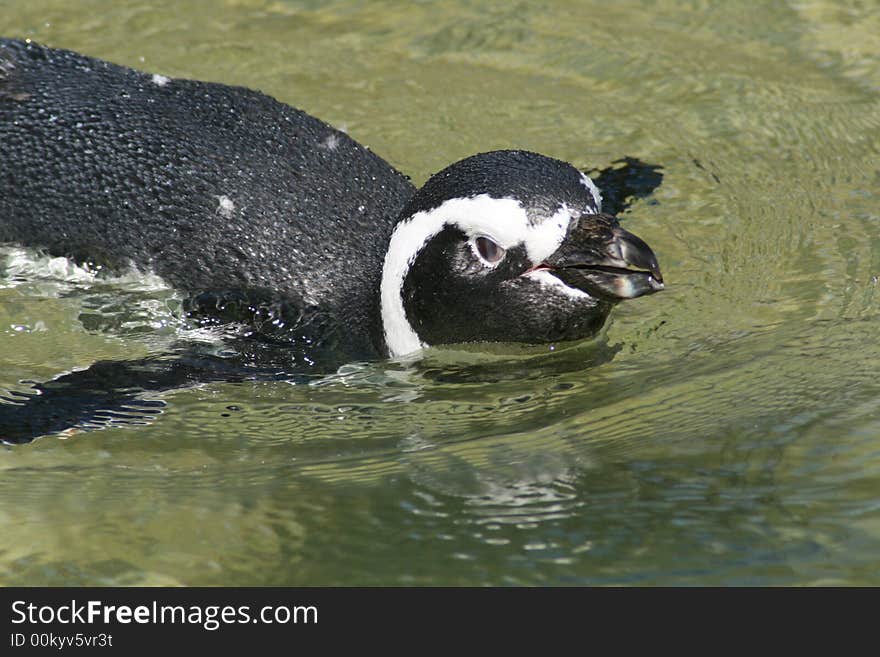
{"left": 0, "top": 39, "right": 665, "bottom": 386}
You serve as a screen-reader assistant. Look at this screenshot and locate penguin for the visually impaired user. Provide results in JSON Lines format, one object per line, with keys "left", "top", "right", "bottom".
{"left": 0, "top": 38, "right": 664, "bottom": 443}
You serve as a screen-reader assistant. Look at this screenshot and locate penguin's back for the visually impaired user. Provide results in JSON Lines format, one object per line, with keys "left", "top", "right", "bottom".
{"left": 0, "top": 39, "right": 415, "bottom": 317}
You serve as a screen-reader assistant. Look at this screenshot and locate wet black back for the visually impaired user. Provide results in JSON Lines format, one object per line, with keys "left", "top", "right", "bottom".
{"left": 0, "top": 39, "right": 414, "bottom": 350}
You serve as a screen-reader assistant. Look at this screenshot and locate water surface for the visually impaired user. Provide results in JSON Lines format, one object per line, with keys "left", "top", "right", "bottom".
{"left": 1, "top": 0, "right": 879, "bottom": 585}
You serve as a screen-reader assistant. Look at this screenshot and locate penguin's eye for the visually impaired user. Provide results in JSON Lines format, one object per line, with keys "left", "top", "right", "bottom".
{"left": 475, "top": 236, "right": 505, "bottom": 264}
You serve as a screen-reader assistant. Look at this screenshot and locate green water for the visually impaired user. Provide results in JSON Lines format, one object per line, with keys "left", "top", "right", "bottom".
{"left": 1, "top": 0, "right": 879, "bottom": 585}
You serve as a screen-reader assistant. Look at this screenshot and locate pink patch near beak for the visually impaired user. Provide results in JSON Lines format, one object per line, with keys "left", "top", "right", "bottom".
{"left": 523, "top": 263, "right": 553, "bottom": 275}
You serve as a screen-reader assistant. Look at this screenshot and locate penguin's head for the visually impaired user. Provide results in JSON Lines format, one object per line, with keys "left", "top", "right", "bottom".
{"left": 379, "top": 150, "right": 664, "bottom": 357}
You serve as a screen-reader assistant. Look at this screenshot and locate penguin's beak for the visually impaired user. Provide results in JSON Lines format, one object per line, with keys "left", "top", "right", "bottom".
{"left": 537, "top": 213, "right": 664, "bottom": 300}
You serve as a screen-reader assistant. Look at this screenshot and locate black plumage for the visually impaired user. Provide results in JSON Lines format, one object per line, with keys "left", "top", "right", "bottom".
{"left": 0, "top": 39, "right": 664, "bottom": 443}
{"left": 1, "top": 38, "right": 412, "bottom": 357}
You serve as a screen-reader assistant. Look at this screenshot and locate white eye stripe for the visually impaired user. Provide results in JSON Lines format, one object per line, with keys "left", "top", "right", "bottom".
{"left": 380, "top": 194, "right": 575, "bottom": 357}
{"left": 579, "top": 172, "right": 603, "bottom": 211}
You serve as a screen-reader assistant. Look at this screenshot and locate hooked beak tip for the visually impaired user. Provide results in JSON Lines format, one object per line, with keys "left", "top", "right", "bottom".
{"left": 615, "top": 227, "right": 663, "bottom": 283}
{"left": 538, "top": 217, "right": 665, "bottom": 301}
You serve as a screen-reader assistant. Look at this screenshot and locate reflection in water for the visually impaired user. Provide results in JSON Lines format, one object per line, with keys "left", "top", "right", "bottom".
{"left": 1, "top": 0, "right": 879, "bottom": 585}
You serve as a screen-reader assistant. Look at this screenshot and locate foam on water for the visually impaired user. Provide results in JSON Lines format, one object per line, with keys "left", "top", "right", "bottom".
{"left": 0, "top": 245, "right": 171, "bottom": 292}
